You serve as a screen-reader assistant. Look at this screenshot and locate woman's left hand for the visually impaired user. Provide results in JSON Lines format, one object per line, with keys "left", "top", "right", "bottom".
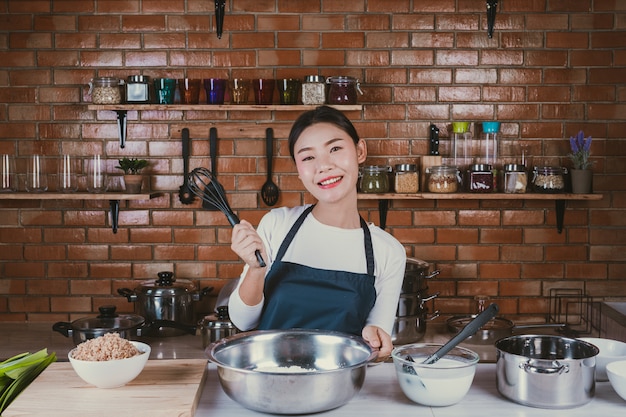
{"left": 362, "top": 325, "right": 393, "bottom": 362}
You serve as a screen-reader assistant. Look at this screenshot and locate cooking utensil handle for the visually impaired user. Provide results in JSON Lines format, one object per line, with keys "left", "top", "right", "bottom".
{"left": 422, "top": 303, "right": 499, "bottom": 364}
{"left": 266, "top": 127, "right": 273, "bottom": 177}
{"left": 210, "top": 127, "right": 217, "bottom": 174}
{"left": 225, "top": 211, "right": 266, "bottom": 267}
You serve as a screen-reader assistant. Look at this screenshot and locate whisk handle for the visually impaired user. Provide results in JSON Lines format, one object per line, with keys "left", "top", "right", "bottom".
{"left": 226, "top": 211, "right": 266, "bottom": 267}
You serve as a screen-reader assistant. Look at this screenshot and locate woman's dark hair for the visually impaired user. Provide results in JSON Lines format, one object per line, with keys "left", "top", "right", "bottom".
{"left": 288, "top": 106, "right": 360, "bottom": 160}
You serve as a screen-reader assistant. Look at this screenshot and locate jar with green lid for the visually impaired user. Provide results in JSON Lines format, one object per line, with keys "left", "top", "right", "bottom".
{"left": 359, "top": 165, "right": 390, "bottom": 193}
{"left": 394, "top": 164, "right": 419, "bottom": 193}
{"left": 426, "top": 165, "right": 459, "bottom": 193}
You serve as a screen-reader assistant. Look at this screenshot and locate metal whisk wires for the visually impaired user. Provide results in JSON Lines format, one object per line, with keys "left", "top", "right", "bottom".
{"left": 188, "top": 167, "right": 266, "bottom": 267}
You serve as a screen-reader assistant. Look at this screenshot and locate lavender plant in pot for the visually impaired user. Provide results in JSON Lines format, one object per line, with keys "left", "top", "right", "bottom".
{"left": 567, "top": 130, "right": 593, "bottom": 194}
{"left": 116, "top": 157, "right": 149, "bottom": 193}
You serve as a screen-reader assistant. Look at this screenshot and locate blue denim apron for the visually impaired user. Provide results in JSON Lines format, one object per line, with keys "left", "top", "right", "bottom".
{"left": 257, "top": 205, "right": 376, "bottom": 335}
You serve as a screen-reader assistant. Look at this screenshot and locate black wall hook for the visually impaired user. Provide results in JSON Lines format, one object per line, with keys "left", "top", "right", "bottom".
{"left": 487, "top": 0, "right": 498, "bottom": 38}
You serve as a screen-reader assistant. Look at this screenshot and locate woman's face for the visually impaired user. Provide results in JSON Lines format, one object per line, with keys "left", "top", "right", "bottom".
{"left": 293, "top": 122, "right": 366, "bottom": 203}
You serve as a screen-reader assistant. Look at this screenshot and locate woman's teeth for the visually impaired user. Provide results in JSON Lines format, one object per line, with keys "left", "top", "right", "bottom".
{"left": 320, "top": 177, "right": 341, "bottom": 186}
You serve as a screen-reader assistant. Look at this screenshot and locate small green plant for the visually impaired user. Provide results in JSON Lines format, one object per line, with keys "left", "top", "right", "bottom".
{"left": 115, "top": 157, "right": 149, "bottom": 175}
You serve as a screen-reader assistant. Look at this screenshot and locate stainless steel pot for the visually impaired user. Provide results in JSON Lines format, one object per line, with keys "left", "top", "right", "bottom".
{"left": 396, "top": 292, "right": 437, "bottom": 317}
{"left": 447, "top": 315, "right": 568, "bottom": 345}
{"left": 199, "top": 306, "right": 239, "bottom": 348}
{"left": 402, "top": 257, "right": 439, "bottom": 293}
{"left": 52, "top": 305, "right": 145, "bottom": 345}
{"left": 392, "top": 306, "right": 440, "bottom": 345}
{"left": 117, "top": 271, "right": 212, "bottom": 337}
{"left": 495, "top": 335, "right": 599, "bottom": 409}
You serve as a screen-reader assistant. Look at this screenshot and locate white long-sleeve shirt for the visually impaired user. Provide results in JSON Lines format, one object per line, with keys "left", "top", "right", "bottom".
{"left": 229, "top": 205, "right": 406, "bottom": 335}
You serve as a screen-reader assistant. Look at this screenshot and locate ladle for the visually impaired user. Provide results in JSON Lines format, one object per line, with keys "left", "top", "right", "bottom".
{"left": 422, "top": 303, "right": 499, "bottom": 364}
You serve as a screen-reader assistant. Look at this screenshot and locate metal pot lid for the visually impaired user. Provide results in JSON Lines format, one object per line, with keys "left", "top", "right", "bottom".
{"left": 70, "top": 305, "right": 145, "bottom": 331}
{"left": 200, "top": 307, "right": 237, "bottom": 329}
{"left": 136, "top": 271, "right": 197, "bottom": 296}
{"left": 447, "top": 315, "right": 514, "bottom": 331}
{"left": 406, "top": 257, "right": 430, "bottom": 270}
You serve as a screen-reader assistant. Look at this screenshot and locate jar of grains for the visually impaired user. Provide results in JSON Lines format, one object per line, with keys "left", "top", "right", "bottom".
{"left": 359, "top": 165, "right": 390, "bottom": 193}
{"left": 503, "top": 164, "right": 528, "bottom": 193}
{"left": 394, "top": 164, "right": 419, "bottom": 193}
{"left": 532, "top": 166, "right": 565, "bottom": 193}
{"left": 301, "top": 75, "right": 326, "bottom": 105}
{"left": 467, "top": 164, "right": 494, "bottom": 193}
{"left": 426, "top": 165, "right": 459, "bottom": 193}
{"left": 89, "top": 77, "right": 122, "bottom": 104}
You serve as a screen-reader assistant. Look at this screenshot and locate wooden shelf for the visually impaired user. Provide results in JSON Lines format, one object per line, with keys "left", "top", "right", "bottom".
{"left": 87, "top": 104, "right": 362, "bottom": 148}
{"left": 1, "top": 192, "right": 162, "bottom": 233}
{"left": 357, "top": 192, "right": 603, "bottom": 233}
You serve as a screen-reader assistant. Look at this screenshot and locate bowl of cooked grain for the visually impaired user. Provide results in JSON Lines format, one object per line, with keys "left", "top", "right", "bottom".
{"left": 68, "top": 332, "right": 150, "bottom": 388}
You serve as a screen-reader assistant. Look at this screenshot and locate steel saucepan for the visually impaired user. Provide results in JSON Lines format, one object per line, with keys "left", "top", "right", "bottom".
{"left": 447, "top": 315, "right": 568, "bottom": 345}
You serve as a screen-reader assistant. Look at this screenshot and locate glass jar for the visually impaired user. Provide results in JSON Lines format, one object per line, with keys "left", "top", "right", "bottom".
{"left": 426, "top": 165, "right": 459, "bottom": 193}
{"left": 467, "top": 163, "right": 494, "bottom": 193}
{"left": 532, "top": 166, "right": 565, "bottom": 193}
{"left": 326, "top": 76, "right": 363, "bottom": 105}
{"left": 394, "top": 164, "right": 419, "bottom": 193}
{"left": 126, "top": 75, "right": 151, "bottom": 103}
{"left": 301, "top": 75, "right": 326, "bottom": 105}
{"left": 359, "top": 165, "right": 390, "bottom": 193}
{"left": 503, "top": 164, "right": 528, "bottom": 193}
{"left": 89, "top": 77, "right": 122, "bottom": 104}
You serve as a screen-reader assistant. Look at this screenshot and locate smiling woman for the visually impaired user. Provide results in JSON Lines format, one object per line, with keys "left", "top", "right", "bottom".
{"left": 227, "top": 106, "right": 407, "bottom": 361}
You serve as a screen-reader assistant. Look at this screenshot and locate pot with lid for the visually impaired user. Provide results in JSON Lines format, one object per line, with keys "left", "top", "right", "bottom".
{"left": 52, "top": 305, "right": 145, "bottom": 345}
{"left": 117, "top": 271, "right": 212, "bottom": 337}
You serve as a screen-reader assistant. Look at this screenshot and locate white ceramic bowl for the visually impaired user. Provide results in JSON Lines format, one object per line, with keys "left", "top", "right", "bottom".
{"left": 580, "top": 337, "right": 626, "bottom": 381}
{"left": 391, "top": 343, "right": 479, "bottom": 407}
{"left": 68, "top": 341, "right": 150, "bottom": 388}
{"left": 606, "top": 360, "right": 626, "bottom": 401}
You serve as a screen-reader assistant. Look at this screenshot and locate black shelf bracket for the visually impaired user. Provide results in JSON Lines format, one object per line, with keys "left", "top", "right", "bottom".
{"left": 109, "top": 200, "right": 120, "bottom": 233}
{"left": 556, "top": 199, "right": 566, "bottom": 234}
{"left": 378, "top": 199, "right": 389, "bottom": 229}
{"left": 115, "top": 110, "right": 127, "bottom": 148}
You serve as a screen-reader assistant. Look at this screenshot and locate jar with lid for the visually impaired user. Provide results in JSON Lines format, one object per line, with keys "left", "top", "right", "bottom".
{"left": 394, "top": 164, "right": 419, "bottom": 193}
{"left": 426, "top": 165, "right": 459, "bottom": 193}
{"left": 532, "top": 166, "right": 565, "bottom": 193}
{"left": 89, "top": 77, "right": 122, "bottom": 104}
{"left": 359, "top": 165, "right": 390, "bottom": 193}
{"left": 301, "top": 75, "right": 326, "bottom": 105}
{"left": 503, "top": 164, "right": 527, "bottom": 193}
{"left": 326, "top": 76, "right": 363, "bottom": 105}
{"left": 467, "top": 164, "right": 494, "bottom": 193}
{"left": 125, "top": 75, "right": 151, "bottom": 103}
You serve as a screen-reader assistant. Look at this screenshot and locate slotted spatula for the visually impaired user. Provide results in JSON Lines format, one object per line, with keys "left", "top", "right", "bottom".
{"left": 261, "top": 127, "right": 279, "bottom": 206}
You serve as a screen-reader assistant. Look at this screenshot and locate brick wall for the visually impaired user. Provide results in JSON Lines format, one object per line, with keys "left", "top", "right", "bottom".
{"left": 0, "top": 0, "right": 625, "bottom": 323}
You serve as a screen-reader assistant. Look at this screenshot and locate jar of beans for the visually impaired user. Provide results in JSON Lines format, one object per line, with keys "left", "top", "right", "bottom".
{"left": 532, "top": 166, "right": 565, "bottom": 193}
{"left": 426, "top": 165, "right": 459, "bottom": 193}
{"left": 394, "top": 164, "right": 419, "bottom": 193}
{"left": 467, "top": 164, "right": 494, "bottom": 193}
{"left": 89, "top": 77, "right": 122, "bottom": 104}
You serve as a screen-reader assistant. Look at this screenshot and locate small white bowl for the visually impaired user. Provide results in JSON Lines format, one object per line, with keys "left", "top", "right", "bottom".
{"left": 580, "top": 337, "right": 626, "bottom": 381}
{"left": 68, "top": 341, "right": 150, "bottom": 388}
{"left": 606, "top": 360, "right": 626, "bottom": 401}
{"left": 391, "top": 343, "right": 479, "bottom": 407}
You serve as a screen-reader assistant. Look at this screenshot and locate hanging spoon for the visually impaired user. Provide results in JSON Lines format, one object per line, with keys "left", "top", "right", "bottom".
{"left": 261, "top": 127, "right": 279, "bottom": 206}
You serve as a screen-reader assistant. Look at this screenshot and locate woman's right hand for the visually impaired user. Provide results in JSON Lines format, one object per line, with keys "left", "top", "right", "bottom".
{"left": 231, "top": 220, "right": 267, "bottom": 269}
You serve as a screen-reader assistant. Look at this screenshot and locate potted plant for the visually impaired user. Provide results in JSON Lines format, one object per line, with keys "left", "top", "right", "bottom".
{"left": 116, "top": 157, "right": 149, "bottom": 193}
{"left": 567, "top": 130, "right": 593, "bottom": 194}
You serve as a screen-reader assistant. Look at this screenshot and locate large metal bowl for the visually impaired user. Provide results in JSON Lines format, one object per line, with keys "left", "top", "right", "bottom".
{"left": 205, "top": 329, "right": 376, "bottom": 414}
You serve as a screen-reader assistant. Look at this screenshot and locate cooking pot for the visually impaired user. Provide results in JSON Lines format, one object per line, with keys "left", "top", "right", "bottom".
{"left": 392, "top": 309, "right": 440, "bottom": 345}
{"left": 447, "top": 315, "right": 568, "bottom": 345}
{"left": 495, "top": 335, "right": 599, "bottom": 409}
{"left": 396, "top": 292, "right": 437, "bottom": 317}
{"left": 402, "top": 257, "right": 439, "bottom": 293}
{"left": 117, "top": 271, "right": 212, "bottom": 337}
{"left": 52, "top": 305, "right": 145, "bottom": 345}
{"left": 199, "top": 306, "right": 239, "bottom": 347}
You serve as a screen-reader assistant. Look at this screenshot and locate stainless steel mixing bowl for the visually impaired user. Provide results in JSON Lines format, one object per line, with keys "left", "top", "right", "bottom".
{"left": 205, "top": 329, "right": 376, "bottom": 414}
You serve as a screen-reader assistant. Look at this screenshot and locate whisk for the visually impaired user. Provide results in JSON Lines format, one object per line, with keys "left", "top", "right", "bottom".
{"left": 188, "top": 167, "right": 266, "bottom": 267}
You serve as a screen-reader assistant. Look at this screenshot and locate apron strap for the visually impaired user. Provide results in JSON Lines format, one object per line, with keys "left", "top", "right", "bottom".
{"left": 360, "top": 216, "right": 374, "bottom": 276}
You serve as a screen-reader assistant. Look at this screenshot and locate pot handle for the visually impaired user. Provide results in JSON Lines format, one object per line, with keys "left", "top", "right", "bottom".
{"left": 52, "top": 322, "right": 72, "bottom": 337}
{"left": 521, "top": 360, "right": 569, "bottom": 375}
{"left": 117, "top": 287, "right": 137, "bottom": 302}
{"left": 425, "top": 270, "right": 440, "bottom": 279}
{"left": 149, "top": 319, "right": 197, "bottom": 336}
{"left": 193, "top": 286, "right": 215, "bottom": 301}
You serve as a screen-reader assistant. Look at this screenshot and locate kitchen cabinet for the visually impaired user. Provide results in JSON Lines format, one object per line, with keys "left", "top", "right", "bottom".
{"left": 357, "top": 192, "right": 603, "bottom": 232}
{"left": 0, "top": 192, "right": 161, "bottom": 233}
{"left": 86, "top": 104, "right": 363, "bottom": 148}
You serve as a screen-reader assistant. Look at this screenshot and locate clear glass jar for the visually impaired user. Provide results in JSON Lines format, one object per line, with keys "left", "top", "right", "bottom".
{"left": 394, "top": 164, "right": 419, "bottom": 193}
{"left": 326, "top": 76, "right": 363, "bottom": 105}
{"left": 532, "top": 166, "right": 565, "bottom": 193}
{"left": 426, "top": 165, "right": 459, "bottom": 193}
{"left": 301, "top": 75, "right": 326, "bottom": 105}
{"left": 359, "top": 165, "right": 390, "bottom": 193}
{"left": 467, "top": 163, "right": 494, "bottom": 193}
{"left": 89, "top": 77, "right": 122, "bottom": 104}
{"left": 126, "top": 75, "right": 151, "bottom": 103}
{"left": 503, "top": 164, "right": 528, "bottom": 193}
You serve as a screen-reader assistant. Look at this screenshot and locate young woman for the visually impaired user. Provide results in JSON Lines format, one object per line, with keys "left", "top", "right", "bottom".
{"left": 228, "top": 106, "right": 406, "bottom": 358}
